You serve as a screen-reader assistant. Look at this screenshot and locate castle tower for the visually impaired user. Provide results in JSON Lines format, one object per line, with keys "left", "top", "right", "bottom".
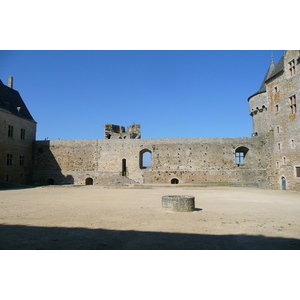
{"left": 248, "top": 58, "right": 277, "bottom": 136}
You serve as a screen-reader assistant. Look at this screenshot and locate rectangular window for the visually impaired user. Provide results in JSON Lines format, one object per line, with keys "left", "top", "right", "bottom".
{"left": 7, "top": 154, "right": 13, "bottom": 166}
{"left": 20, "top": 155, "right": 25, "bottom": 166}
{"left": 289, "top": 95, "right": 297, "bottom": 114}
{"left": 291, "top": 139, "right": 295, "bottom": 149}
{"left": 8, "top": 125, "right": 13, "bottom": 137}
{"left": 278, "top": 143, "right": 281, "bottom": 150}
{"left": 289, "top": 59, "right": 295, "bottom": 76}
{"left": 296, "top": 167, "right": 300, "bottom": 178}
{"left": 21, "top": 128, "right": 25, "bottom": 140}
{"left": 235, "top": 152, "right": 244, "bottom": 165}
{"left": 275, "top": 104, "right": 279, "bottom": 112}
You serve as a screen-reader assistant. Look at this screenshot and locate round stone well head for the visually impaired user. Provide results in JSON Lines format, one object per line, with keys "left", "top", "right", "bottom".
{"left": 162, "top": 195, "right": 195, "bottom": 212}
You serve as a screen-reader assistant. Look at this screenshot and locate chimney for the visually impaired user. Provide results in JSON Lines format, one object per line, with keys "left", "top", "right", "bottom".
{"left": 8, "top": 76, "right": 13, "bottom": 89}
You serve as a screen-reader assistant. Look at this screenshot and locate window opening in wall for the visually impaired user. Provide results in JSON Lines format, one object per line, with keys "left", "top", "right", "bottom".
{"left": 7, "top": 154, "right": 12, "bottom": 166}
{"left": 46, "top": 178, "right": 54, "bottom": 185}
{"left": 21, "top": 128, "right": 25, "bottom": 140}
{"left": 291, "top": 139, "right": 295, "bottom": 148}
{"left": 275, "top": 104, "right": 279, "bottom": 112}
{"left": 19, "top": 155, "right": 24, "bottom": 166}
{"left": 278, "top": 143, "right": 281, "bottom": 150}
{"left": 8, "top": 125, "right": 13, "bottom": 137}
{"left": 122, "top": 158, "right": 127, "bottom": 176}
{"left": 296, "top": 167, "right": 300, "bottom": 178}
{"left": 139, "top": 149, "right": 152, "bottom": 169}
{"left": 289, "top": 59, "right": 295, "bottom": 76}
{"left": 171, "top": 178, "right": 179, "bottom": 184}
{"left": 85, "top": 177, "right": 93, "bottom": 185}
{"left": 274, "top": 86, "right": 278, "bottom": 92}
{"left": 289, "top": 95, "right": 297, "bottom": 114}
{"left": 281, "top": 177, "right": 286, "bottom": 190}
{"left": 235, "top": 147, "right": 249, "bottom": 165}
{"left": 277, "top": 126, "right": 280, "bottom": 133}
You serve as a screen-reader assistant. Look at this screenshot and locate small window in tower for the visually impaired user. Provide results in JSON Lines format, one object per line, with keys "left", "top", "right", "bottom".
{"left": 291, "top": 139, "right": 295, "bottom": 149}
{"left": 289, "top": 59, "right": 295, "bottom": 76}
{"left": 275, "top": 104, "right": 279, "bottom": 112}
{"left": 274, "top": 86, "right": 278, "bottom": 92}
{"left": 277, "top": 126, "right": 280, "bottom": 133}
{"left": 296, "top": 167, "right": 300, "bottom": 178}
{"left": 278, "top": 143, "right": 281, "bottom": 150}
{"left": 289, "top": 95, "right": 297, "bottom": 114}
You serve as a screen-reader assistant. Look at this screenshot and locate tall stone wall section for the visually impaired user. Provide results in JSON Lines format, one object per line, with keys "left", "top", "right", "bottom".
{"left": 32, "top": 137, "right": 268, "bottom": 187}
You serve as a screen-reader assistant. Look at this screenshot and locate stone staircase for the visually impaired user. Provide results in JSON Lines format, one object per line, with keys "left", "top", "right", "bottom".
{"left": 108, "top": 176, "right": 140, "bottom": 186}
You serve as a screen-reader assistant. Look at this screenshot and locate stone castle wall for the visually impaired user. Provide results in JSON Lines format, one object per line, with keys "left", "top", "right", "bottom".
{"left": 32, "top": 136, "right": 268, "bottom": 187}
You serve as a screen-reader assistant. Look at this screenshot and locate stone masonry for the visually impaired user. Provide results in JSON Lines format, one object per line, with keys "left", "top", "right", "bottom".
{"left": 2, "top": 51, "right": 300, "bottom": 191}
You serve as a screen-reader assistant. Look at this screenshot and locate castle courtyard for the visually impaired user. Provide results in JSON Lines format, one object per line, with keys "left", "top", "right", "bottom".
{"left": 0, "top": 185, "right": 299, "bottom": 250}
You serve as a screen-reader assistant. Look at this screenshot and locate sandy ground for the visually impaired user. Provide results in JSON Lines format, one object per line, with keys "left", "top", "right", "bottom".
{"left": 0, "top": 185, "right": 299, "bottom": 249}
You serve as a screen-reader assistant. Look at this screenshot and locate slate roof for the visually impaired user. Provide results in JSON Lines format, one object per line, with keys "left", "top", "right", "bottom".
{"left": 248, "top": 52, "right": 285, "bottom": 101}
{"left": 265, "top": 55, "right": 284, "bottom": 82}
{"left": 0, "top": 80, "right": 35, "bottom": 122}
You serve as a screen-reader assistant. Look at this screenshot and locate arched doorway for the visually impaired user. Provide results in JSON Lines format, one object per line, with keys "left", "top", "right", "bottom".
{"left": 46, "top": 178, "right": 54, "bottom": 185}
{"left": 281, "top": 177, "right": 286, "bottom": 190}
{"left": 85, "top": 177, "right": 93, "bottom": 185}
{"left": 171, "top": 178, "right": 179, "bottom": 184}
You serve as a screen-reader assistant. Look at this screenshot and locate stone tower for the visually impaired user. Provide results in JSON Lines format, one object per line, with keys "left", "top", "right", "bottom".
{"left": 248, "top": 50, "right": 300, "bottom": 190}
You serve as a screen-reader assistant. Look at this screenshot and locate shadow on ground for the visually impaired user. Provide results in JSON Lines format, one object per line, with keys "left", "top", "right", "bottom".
{"left": 0, "top": 224, "right": 299, "bottom": 250}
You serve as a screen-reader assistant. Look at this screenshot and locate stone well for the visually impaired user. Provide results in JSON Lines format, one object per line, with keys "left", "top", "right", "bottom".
{"left": 162, "top": 195, "right": 195, "bottom": 212}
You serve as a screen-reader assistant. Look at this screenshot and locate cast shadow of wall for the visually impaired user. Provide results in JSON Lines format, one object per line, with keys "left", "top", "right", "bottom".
{"left": 0, "top": 224, "right": 299, "bottom": 250}
{"left": 32, "top": 141, "right": 74, "bottom": 186}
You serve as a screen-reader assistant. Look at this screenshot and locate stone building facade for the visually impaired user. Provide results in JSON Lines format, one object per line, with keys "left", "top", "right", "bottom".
{"left": 248, "top": 50, "right": 300, "bottom": 190}
{"left": 1, "top": 51, "right": 300, "bottom": 191}
{"left": 0, "top": 77, "right": 37, "bottom": 185}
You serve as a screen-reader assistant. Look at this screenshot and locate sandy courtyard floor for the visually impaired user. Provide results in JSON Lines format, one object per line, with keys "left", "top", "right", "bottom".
{"left": 0, "top": 185, "right": 299, "bottom": 250}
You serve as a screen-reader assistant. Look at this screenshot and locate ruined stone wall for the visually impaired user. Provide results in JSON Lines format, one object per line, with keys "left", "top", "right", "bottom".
{"left": 0, "top": 109, "right": 36, "bottom": 184}
{"left": 104, "top": 124, "right": 141, "bottom": 139}
{"left": 32, "top": 136, "right": 268, "bottom": 187}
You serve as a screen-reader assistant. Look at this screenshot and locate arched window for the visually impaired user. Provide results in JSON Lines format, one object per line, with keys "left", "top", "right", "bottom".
{"left": 235, "top": 147, "right": 249, "bottom": 165}
{"left": 140, "top": 149, "right": 152, "bottom": 169}
{"left": 171, "top": 178, "right": 179, "bottom": 184}
{"left": 85, "top": 177, "right": 93, "bottom": 185}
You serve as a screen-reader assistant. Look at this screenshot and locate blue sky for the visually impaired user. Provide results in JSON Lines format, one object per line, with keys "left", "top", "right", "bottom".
{"left": 0, "top": 50, "right": 285, "bottom": 140}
